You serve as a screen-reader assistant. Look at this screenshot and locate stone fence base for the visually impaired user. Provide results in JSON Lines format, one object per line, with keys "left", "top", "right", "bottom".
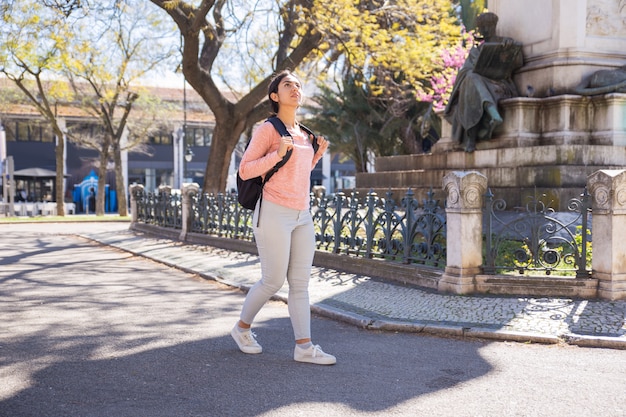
{"left": 129, "top": 222, "right": 600, "bottom": 299}
{"left": 130, "top": 168, "right": 626, "bottom": 300}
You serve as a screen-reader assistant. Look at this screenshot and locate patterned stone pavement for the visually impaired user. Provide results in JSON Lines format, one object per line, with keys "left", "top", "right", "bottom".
{"left": 82, "top": 227, "right": 626, "bottom": 350}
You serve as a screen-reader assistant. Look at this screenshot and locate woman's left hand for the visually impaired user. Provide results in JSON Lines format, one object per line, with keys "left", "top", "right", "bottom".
{"left": 313, "top": 135, "right": 329, "bottom": 155}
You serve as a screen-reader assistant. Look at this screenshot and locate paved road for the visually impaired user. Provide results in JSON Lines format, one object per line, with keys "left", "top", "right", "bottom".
{"left": 1, "top": 222, "right": 626, "bottom": 417}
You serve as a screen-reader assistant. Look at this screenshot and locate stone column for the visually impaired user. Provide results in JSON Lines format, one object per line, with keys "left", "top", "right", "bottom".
{"left": 439, "top": 171, "right": 488, "bottom": 294}
{"left": 179, "top": 183, "right": 200, "bottom": 241}
{"left": 158, "top": 185, "right": 172, "bottom": 196}
{"left": 587, "top": 170, "right": 626, "bottom": 300}
{"left": 128, "top": 184, "right": 144, "bottom": 224}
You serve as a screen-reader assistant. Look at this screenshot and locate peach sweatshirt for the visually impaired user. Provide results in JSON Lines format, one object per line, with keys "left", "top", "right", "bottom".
{"left": 238, "top": 120, "right": 322, "bottom": 211}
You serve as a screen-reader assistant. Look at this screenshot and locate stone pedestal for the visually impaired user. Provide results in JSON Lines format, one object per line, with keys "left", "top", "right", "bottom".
{"left": 439, "top": 171, "right": 487, "bottom": 294}
{"left": 360, "top": 93, "right": 626, "bottom": 211}
{"left": 490, "top": 0, "right": 626, "bottom": 97}
{"left": 587, "top": 170, "right": 626, "bottom": 300}
{"left": 179, "top": 183, "right": 200, "bottom": 241}
{"left": 129, "top": 184, "right": 144, "bottom": 224}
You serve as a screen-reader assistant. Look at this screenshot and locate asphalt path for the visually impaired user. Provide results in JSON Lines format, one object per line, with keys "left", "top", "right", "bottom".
{"left": 1, "top": 222, "right": 625, "bottom": 417}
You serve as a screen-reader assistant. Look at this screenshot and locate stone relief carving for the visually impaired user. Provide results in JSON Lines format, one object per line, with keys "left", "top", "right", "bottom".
{"left": 573, "top": 64, "right": 626, "bottom": 95}
{"left": 181, "top": 183, "right": 200, "bottom": 200}
{"left": 587, "top": 170, "right": 626, "bottom": 212}
{"left": 587, "top": 0, "right": 626, "bottom": 37}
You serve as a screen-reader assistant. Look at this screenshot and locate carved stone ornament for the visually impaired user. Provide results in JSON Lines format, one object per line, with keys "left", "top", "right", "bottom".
{"left": 158, "top": 185, "right": 172, "bottom": 196}
{"left": 129, "top": 183, "right": 144, "bottom": 193}
{"left": 181, "top": 183, "right": 200, "bottom": 200}
{"left": 587, "top": 169, "right": 626, "bottom": 213}
{"left": 443, "top": 171, "right": 488, "bottom": 210}
{"left": 129, "top": 184, "right": 145, "bottom": 200}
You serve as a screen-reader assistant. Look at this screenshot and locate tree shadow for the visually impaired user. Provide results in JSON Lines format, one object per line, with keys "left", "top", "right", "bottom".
{"left": 0, "top": 225, "right": 494, "bottom": 416}
{"left": 0, "top": 316, "right": 493, "bottom": 417}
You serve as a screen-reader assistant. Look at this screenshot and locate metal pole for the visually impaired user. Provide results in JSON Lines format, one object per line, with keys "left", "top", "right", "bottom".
{"left": 1, "top": 124, "right": 6, "bottom": 213}
{"left": 7, "top": 156, "right": 14, "bottom": 216}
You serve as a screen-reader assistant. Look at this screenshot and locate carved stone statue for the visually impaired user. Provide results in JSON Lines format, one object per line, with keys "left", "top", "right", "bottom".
{"left": 573, "top": 65, "right": 626, "bottom": 96}
{"left": 443, "top": 12, "right": 523, "bottom": 152}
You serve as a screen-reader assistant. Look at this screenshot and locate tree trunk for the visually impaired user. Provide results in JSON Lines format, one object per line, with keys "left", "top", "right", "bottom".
{"left": 95, "top": 145, "right": 109, "bottom": 216}
{"left": 113, "top": 144, "right": 128, "bottom": 216}
{"left": 202, "top": 115, "right": 247, "bottom": 194}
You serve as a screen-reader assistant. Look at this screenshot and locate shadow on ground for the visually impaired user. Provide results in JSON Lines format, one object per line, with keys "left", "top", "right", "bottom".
{"left": 1, "top": 316, "right": 493, "bottom": 417}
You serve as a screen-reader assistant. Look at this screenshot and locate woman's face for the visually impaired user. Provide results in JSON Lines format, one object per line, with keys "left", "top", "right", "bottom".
{"left": 272, "top": 74, "right": 302, "bottom": 109}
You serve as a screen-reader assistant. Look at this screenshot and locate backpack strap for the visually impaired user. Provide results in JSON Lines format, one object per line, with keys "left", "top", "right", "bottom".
{"left": 264, "top": 117, "right": 293, "bottom": 185}
{"left": 267, "top": 115, "right": 319, "bottom": 156}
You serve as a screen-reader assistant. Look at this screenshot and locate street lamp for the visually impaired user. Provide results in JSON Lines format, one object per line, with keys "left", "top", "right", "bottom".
{"left": 184, "top": 145, "right": 194, "bottom": 182}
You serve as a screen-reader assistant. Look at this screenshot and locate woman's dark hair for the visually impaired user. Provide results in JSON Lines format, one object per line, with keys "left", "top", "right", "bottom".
{"left": 268, "top": 70, "right": 296, "bottom": 114}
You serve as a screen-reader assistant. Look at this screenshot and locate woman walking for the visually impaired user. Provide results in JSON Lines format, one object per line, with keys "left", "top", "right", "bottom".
{"left": 231, "top": 70, "right": 336, "bottom": 365}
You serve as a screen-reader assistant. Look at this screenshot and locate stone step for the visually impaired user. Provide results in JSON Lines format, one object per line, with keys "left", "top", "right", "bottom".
{"left": 375, "top": 144, "right": 626, "bottom": 172}
{"left": 357, "top": 164, "right": 615, "bottom": 189}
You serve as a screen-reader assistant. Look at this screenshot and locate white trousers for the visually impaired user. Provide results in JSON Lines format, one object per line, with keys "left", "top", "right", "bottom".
{"left": 239, "top": 198, "right": 315, "bottom": 340}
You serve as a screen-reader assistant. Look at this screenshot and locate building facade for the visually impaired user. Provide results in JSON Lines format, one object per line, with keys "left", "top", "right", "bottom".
{"left": 0, "top": 79, "right": 353, "bottom": 213}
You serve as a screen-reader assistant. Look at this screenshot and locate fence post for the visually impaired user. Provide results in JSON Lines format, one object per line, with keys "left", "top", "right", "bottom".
{"left": 439, "top": 171, "right": 487, "bottom": 294}
{"left": 128, "top": 184, "right": 144, "bottom": 225}
{"left": 587, "top": 169, "right": 626, "bottom": 300}
{"left": 179, "top": 183, "right": 200, "bottom": 241}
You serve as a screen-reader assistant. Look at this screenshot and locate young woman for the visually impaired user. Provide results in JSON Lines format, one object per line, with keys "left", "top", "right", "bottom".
{"left": 231, "top": 70, "right": 335, "bottom": 365}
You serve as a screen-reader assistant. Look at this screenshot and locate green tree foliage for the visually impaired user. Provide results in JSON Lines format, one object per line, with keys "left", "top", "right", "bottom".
{"left": 313, "top": 0, "right": 462, "bottom": 98}
{"left": 307, "top": 75, "right": 382, "bottom": 173}
{"left": 458, "top": 0, "right": 487, "bottom": 31}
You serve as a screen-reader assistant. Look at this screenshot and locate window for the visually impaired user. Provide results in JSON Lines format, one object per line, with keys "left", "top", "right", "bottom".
{"left": 148, "top": 132, "right": 173, "bottom": 145}
{"left": 184, "top": 126, "right": 212, "bottom": 147}
{"left": 5, "top": 120, "right": 54, "bottom": 142}
{"left": 67, "top": 122, "right": 104, "bottom": 141}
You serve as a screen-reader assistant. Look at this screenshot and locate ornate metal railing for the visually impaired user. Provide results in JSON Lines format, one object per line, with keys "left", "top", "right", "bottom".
{"left": 135, "top": 187, "right": 447, "bottom": 268}
{"left": 312, "top": 189, "right": 446, "bottom": 266}
{"left": 190, "top": 192, "right": 254, "bottom": 240}
{"left": 132, "top": 185, "right": 593, "bottom": 276}
{"left": 483, "top": 188, "right": 592, "bottom": 277}
{"left": 132, "top": 187, "right": 182, "bottom": 228}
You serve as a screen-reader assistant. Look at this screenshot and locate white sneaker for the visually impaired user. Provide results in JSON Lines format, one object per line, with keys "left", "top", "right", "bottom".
{"left": 294, "top": 344, "right": 336, "bottom": 365}
{"left": 231, "top": 324, "right": 262, "bottom": 354}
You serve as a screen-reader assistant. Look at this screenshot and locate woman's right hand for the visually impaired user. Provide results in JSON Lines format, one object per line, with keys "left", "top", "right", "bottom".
{"left": 277, "top": 135, "right": 294, "bottom": 158}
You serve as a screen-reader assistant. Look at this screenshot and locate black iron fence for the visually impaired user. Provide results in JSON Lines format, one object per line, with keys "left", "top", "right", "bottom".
{"left": 131, "top": 186, "right": 592, "bottom": 276}
{"left": 132, "top": 187, "right": 182, "bottom": 229}
{"left": 483, "top": 188, "right": 592, "bottom": 277}
{"left": 311, "top": 189, "right": 446, "bottom": 266}
{"left": 134, "top": 187, "right": 447, "bottom": 268}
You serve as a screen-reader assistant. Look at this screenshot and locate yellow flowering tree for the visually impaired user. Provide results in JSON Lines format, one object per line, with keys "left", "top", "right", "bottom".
{"left": 151, "top": 0, "right": 463, "bottom": 193}
{"left": 0, "top": 0, "right": 78, "bottom": 215}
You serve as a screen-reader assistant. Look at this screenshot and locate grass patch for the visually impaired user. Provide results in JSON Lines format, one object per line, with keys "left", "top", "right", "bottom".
{"left": 0, "top": 215, "right": 131, "bottom": 223}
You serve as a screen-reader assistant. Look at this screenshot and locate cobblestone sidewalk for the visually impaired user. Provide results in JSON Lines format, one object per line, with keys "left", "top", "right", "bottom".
{"left": 83, "top": 228, "right": 626, "bottom": 350}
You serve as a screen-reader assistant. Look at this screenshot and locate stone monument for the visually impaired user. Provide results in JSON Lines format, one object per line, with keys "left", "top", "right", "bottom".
{"left": 356, "top": 0, "right": 626, "bottom": 211}
{"left": 443, "top": 12, "right": 523, "bottom": 152}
